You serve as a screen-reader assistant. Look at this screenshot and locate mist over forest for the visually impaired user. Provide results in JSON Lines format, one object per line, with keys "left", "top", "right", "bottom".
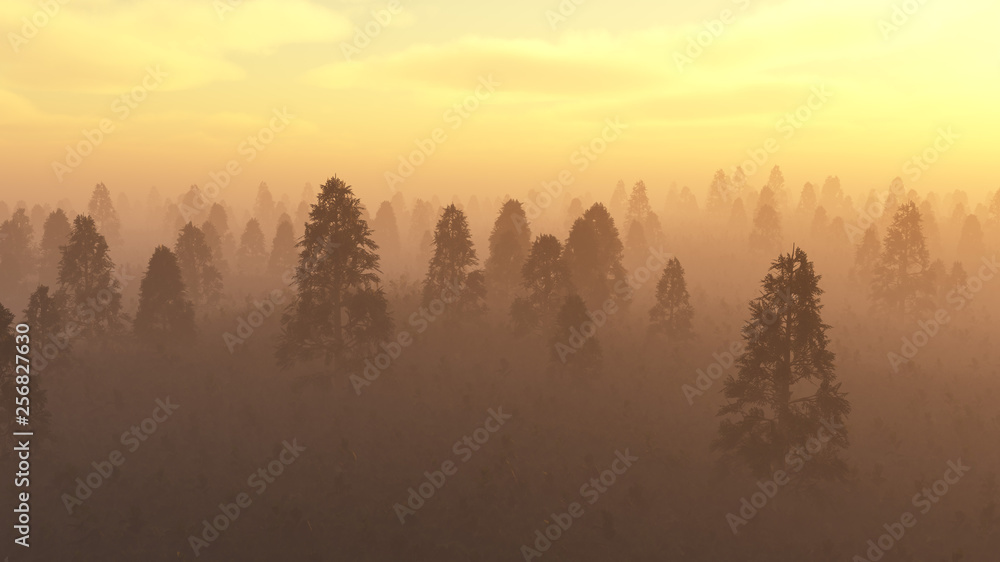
{"left": 1, "top": 169, "right": 999, "bottom": 561}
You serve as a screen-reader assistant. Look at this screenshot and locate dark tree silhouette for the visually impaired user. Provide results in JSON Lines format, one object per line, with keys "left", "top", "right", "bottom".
{"left": 277, "top": 176, "right": 392, "bottom": 370}
{"left": 134, "top": 246, "right": 195, "bottom": 343}
{"left": 820, "top": 175, "right": 843, "bottom": 210}
{"left": 87, "top": 183, "right": 121, "bottom": 242}
{"left": 728, "top": 198, "right": 748, "bottom": 236}
{"left": 798, "top": 182, "right": 817, "bottom": 213}
{"left": 649, "top": 257, "right": 694, "bottom": 339}
{"left": 175, "top": 222, "right": 223, "bottom": 308}
{"left": 39, "top": 209, "right": 72, "bottom": 286}
{"left": 268, "top": 213, "right": 297, "bottom": 276}
{"left": 510, "top": 234, "right": 571, "bottom": 334}
{"left": 371, "top": 201, "right": 401, "bottom": 261}
{"left": 989, "top": 189, "right": 1000, "bottom": 224}
{"left": 871, "top": 201, "right": 932, "bottom": 316}
{"left": 850, "top": 225, "right": 880, "bottom": 283}
{"left": 423, "top": 204, "right": 486, "bottom": 316}
{"left": 254, "top": 182, "right": 277, "bottom": 235}
{"left": 25, "top": 285, "right": 67, "bottom": 357}
{"left": 550, "top": 294, "right": 602, "bottom": 377}
{"left": 706, "top": 169, "right": 731, "bottom": 214}
{"left": 485, "top": 200, "right": 531, "bottom": 305}
{"left": 626, "top": 180, "right": 653, "bottom": 231}
{"left": 957, "top": 214, "right": 984, "bottom": 264}
{"left": 199, "top": 220, "right": 228, "bottom": 277}
{"left": 624, "top": 219, "right": 649, "bottom": 271}
{"left": 236, "top": 218, "right": 267, "bottom": 276}
{"left": 749, "top": 203, "right": 782, "bottom": 254}
{"left": 57, "top": 215, "right": 122, "bottom": 334}
{"left": 563, "top": 203, "right": 626, "bottom": 307}
{"left": 0, "top": 208, "right": 36, "bottom": 292}
{"left": 716, "top": 247, "right": 850, "bottom": 480}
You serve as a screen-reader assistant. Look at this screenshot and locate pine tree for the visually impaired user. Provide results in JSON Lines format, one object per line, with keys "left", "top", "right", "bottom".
{"left": 649, "top": 258, "right": 694, "bottom": 338}
{"left": 510, "top": 234, "right": 572, "bottom": 334}
{"left": 871, "top": 202, "right": 932, "bottom": 316}
{"left": 820, "top": 176, "right": 843, "bottom": 210}
{"left": 25, "top": 285, "right": 67, "bottom": 358}
{"left": 206, "top": 202, "right": 236, "bottom": 260}
{"left": 798, "top": 183, "right": 817, "bottom": 213}
{"left": 749, "top": 204, "right": 782, "bottom": 254}
{"left": 766, "top": 165, "right": 787, "bottom": 208}
{"left": 57, "top": 215, "right": 122, "bottom": 333}
{"left": 423, "top": 204, "right": 486, "bottom": 316}
{"left": 268, "top": 214, "right": 297, "bottom": 276}
{"left": 134, "top": 246, "right": 195, "bottom": 343}
{"left": 706, "top": 170, "right": 732, "bottom": 214}
{"left": 989, "top": 189, "right": 1000, "bottom": 225}
{"left": 851, "top": 226, "right": 880, "bottom": 283}
{"left": 550, "top": 294, "right": 602, "bottom": 377}
{"left": 728, "top": 198, "right": 748, "bottom": 236}
{"left": 957, "top": 214, "right": 984, "bottom": 264}
{"left": 485, "top": 200, "right": 531, "bottom": 304}
{"left": 716, "top": 247, "right": 850, "bottom": 479}
{"left": 563, "top": 203, "right": 626, "bottom": 307}
{"left": 277, "top": 176, "right": 393, "bottom": 370}
{"left": 254, "top": 182, "right": 277, "bottom": 235}
{"left": 87, "top": 183, "right": 121, "bottom": 242}
{"left": 236, "top": 218, "right": 267, "bottom": 276}
{"left": 199, "top": 220, "right": 228, "bottom": 277}
{"left": 565, "top": 198, "right": 584, "bottom": 231}
{"left": 175, "top": 222, "right": 223, "bottom": 308}
{"left": 624, "top": 219, "right": 648, "bottom": 271}
{"left": 626, "top": 180, "right": 653, "bottom": 231}
{"left": 609, "top": 180, "right": 628, "bottom": 224}
{"left": 0, "top": 208, "right": 36, "bottom": 292}
{"left": 371, "top": 201, "right": 401, "bottom": 261}
{"left": 39, "top": 209, "right": 71, "bottom": 286}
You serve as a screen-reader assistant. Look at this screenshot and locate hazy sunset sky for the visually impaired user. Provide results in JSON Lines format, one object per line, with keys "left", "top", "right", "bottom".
{"left": 1, "top": 0, "right": 998, "bottom": 207}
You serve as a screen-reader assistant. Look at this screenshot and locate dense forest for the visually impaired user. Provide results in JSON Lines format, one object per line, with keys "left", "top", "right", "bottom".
{"left": 1, "top": 169, "right": 998, "bottom": 561}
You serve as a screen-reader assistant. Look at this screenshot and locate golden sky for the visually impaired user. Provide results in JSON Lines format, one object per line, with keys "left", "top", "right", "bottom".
{"left": 1, "top": 0, "right": 998, "bottom": 207}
